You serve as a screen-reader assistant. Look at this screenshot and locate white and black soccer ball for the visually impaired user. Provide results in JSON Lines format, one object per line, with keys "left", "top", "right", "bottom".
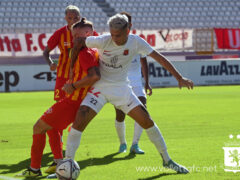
{"left": 56, "top": 159, "right": 80, "bottom": 180}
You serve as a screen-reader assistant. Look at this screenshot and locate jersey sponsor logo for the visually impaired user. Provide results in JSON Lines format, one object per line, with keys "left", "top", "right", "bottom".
{"left": 103, "top": 50, "right": 111, "bottom": 56}
{"left": 101, "top": 55, "right": 123, "bottom": 69}
{"left": 100, "top": 55, "right": 123, "bottom": 69}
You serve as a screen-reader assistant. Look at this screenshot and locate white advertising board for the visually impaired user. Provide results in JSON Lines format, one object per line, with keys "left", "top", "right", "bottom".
{"left": 0, "top": 60, "right": 239, "bottom": 92}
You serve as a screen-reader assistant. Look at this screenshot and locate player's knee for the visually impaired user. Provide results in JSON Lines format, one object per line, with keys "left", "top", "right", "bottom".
{"left": 77, "top": 106, "right": 89, "bottom": 118}
{"left": 73, "top": 106, "right": 91, "bottom": 131}
{"left": 116, "top": 112, "right": 125, "bottom": 122}
{"left": 141, "top": 118, "right": 154, "bottom": 129}
{"left": 33, "top": 120, "right": 48, "bottom": 134}
{"left": 115, "top": 108, "right": 125, "bottom": 121}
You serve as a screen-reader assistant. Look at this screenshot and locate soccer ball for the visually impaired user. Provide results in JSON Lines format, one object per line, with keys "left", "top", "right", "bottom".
{"left": 56, "top": 159, "right": 80, "bottom": 180}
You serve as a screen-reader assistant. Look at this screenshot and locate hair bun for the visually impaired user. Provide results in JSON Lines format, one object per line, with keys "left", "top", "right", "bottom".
{"left": 81, "top": 17, "right": 86, "bottom": 22}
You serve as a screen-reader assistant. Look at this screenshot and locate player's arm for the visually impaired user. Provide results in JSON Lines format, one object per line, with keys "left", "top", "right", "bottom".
{"left": 69, "top": 37, "right": 87, "bottom": 80}
{"left": 140, "top": 57, "right": 152, "bottom": 96}
{"left": 63, "top": 66, "right": 100, "bottom": 94}
{"left": 148, "top": 50, "right": 194, "bottom": 89}
{"left": 43, "top": 46, "right": 57, "bottom": 71}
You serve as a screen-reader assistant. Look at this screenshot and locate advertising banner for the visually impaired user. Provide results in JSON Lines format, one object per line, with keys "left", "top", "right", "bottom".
{"left": 0, "top": 60, "right": 239, "bottom": 92}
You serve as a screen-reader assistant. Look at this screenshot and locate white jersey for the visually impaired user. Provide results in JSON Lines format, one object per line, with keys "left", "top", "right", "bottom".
{"left": 86, "top": 34, "right": 153, "bottom": 86}
{"left": 127, "top": 54, "right": 142, "bottom": 87}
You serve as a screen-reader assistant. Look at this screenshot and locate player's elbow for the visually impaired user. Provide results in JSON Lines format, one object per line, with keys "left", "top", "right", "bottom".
{"left": 87, "top": 73, "right": 100, "bottom": 85}
{"left": 91, "top": 73, "right": 101, "bottom": 83}
{"left": 43, "top": 48, "right": 50, "bottom": 57}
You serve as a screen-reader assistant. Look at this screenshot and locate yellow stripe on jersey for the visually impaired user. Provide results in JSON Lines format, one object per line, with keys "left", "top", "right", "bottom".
{"left": 95, "top": 51, "right": 99, "bottom": 60}
{"left": 71, "top": 70, "right": 88, "bottom": 100}
{"left": 58, "top": 34, "right": 66, "bottom": 77}
{"left": 64, "top": 30, "right": 72, "bottom": 78}
{"left": 71, "top": 59, "right": 80, "bottom": 101}
{"left": 64, "top": 48, "right": 72, "bottom": 79}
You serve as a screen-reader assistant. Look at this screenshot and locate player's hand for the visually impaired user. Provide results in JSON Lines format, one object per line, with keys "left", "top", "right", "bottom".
{"left": 178, "top": 77, "right": 194, "bottom": 89}
{"left": 62, "top": 83, "right": 75, "bottom": 95}
{"left": 50, "top": 62, "right": 57, "bottom": 71}
{"left": 145, "top": 83, "right": 152, "bottom": 96}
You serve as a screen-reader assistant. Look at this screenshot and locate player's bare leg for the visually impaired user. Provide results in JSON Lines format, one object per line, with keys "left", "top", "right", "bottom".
{"left": 66, "top": 105, "right": 97, "bottom": 159}
{"left": 128, "top": 105, "right": 189, "bottom": 174}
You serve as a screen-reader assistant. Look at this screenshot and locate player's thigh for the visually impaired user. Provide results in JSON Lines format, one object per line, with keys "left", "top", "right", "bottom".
{"left": 72, "top": 105, "right": 97, "bottom": 132}
{"left": 114, "top": 107, "right": 126, "bottom": 122}
{"left": 127, "top": 105, "right": 154, "bottom": 129}
{"left": 132, "top": 86, "right": 146, "bottom": 106}
{"left": 138, "top": 96, "right": 147, "bottom": 107}
{"left": 33, "top": 119, "right": 52, "bottom": 134}
{"left": 40, "top": 99, "right": 79, "bottom": 130}
{"left": 73, "top": 92, "right": 106, "bottom": 131}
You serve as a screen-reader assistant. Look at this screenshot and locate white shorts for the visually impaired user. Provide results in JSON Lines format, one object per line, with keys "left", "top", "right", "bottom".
{"left": 81, "top": 84, "right": 142, "bottom": 114}
{"left": 132, "top": 86, "right": 146, "bottom": 98}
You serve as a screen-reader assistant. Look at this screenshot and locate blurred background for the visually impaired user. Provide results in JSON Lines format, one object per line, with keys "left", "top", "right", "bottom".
{"left": 0, "top": 0, "right": 240, "bottom": 92}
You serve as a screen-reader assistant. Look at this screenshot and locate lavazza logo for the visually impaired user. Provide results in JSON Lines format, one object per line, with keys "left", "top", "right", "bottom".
{"left": 223, "top": 134, "right": 240, "bottom": 173}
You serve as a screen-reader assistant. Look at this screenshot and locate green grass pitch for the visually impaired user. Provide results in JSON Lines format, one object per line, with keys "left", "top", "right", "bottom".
{"left": 0, "top": 85, "right": 240, "bottom": 180}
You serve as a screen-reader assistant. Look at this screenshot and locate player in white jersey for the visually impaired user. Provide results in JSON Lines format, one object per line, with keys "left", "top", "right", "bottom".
{"left": 114, "top": 12, "right": 152, "bottom": 154}
{"left": 67, "top": 14, "right": 193, "bottom": 174}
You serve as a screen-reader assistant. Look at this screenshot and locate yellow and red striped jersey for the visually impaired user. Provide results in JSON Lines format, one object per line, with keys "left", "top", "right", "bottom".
{"left": 47, "top": 25, "right": 73, "bottom": 79}
{"left": 67, "top": 48, "right": 99, "bottom": 102}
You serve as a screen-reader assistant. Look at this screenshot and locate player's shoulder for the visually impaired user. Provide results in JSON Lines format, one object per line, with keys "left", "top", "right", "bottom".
{"left": 97, "top": 33, "right": 111, "bottom": 40}
{"left": 81, "top": 48, "right": 98, "bottom": 58}
{"left": 128, "top": 34, "right": 143, "bottom": 41}
{"left": 87, "top": 48, "right": 98, "bottom": 55}
{"left": 54, "top": 26, "right": 68, "bottom": 34}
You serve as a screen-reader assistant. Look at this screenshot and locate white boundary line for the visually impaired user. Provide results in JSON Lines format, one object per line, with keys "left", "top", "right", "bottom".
{"left": 0, "top": 175, "right": 21, "bottom": 180}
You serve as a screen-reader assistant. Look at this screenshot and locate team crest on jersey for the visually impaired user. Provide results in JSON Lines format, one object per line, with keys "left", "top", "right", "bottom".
{"left": 101, "top": 55, "right": 122, "bottom": 69}
{"left": 123, "top": 49, "right": 129, "bottom": 55}
{"left": 46, "top": 108, "right": 52, "bottom": 114}
{"left": 110, "top": 55, "right": 118, "bottom": 66}
{"left": 64, "top": 42, "right": 71, "bottom": 46}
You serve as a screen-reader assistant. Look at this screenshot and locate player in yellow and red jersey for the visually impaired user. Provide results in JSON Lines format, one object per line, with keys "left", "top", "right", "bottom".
{"left": 17, "top": 19, "right": 100, "bottom": 177}
{"left": 43, "top": 5, "right": 81, "bottom": 101}
{"left": 42, "top": 5, "right": 81, "bottom": 174}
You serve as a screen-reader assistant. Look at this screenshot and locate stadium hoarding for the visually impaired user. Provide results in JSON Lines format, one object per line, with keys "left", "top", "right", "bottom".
{"left": 0, "top": 33, "right": 60, "bottom": 57}
{"left": 133, "top": 29, "right": 193, "bottom": 50}
{"left": 0, "top": 29, "right": 193, "bottom": 57}
{"left": 147, "top": 58, "right": 240, "bottom": 87}
{"left": 0, "top": 60, "right": 240, "bottom": 92}
{"left": 0, "top": 64, "right": 55, "bottom": 92}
